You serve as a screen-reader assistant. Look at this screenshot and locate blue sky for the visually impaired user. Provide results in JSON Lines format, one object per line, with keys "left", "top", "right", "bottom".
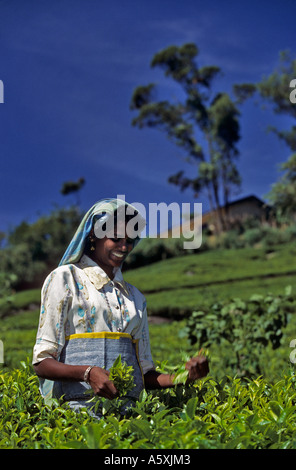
{"left": 0, "top": 0, "right": 295, "bottom": 235}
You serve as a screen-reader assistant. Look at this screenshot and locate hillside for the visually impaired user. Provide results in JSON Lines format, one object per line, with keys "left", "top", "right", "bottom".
{"left": 124, "top": 241, "right": 296, "bottom": 317}
{"left": 4, "top": 240, "right": 295, "bottom": 318}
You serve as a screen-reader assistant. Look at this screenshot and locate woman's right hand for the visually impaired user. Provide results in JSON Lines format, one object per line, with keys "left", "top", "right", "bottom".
{"left": 88, "top": 366, "right": 119, "bottom": 399}
{"left": 33, "top": 358, "right": 119, "bottom": 399}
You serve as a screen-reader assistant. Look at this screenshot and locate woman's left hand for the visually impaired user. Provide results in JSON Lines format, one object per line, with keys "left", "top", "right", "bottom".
{"left": 185, "top": 355, "right": 209, "bottom": 382}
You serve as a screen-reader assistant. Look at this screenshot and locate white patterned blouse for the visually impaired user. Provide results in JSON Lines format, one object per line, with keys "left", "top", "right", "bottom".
{"left": 32, "top": 254, "right": 155, "bottom": 376}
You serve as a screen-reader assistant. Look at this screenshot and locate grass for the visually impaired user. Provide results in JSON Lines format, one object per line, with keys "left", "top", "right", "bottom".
{"left": 124, "top": 243, "right": 296, "bottom": 293}
{"left": 124, "top": 242, "right": 296, "bottom": 315}
{"left": 0, "top": 309, "right": 39, "bottom": 369}
{"left": 144, "top": 273, "right": 296, "bottom": 316}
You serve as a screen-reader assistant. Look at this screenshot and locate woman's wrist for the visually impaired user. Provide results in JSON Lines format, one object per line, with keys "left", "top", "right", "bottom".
{"left": 83, "top": 365, "right": 95, "bottom": 384}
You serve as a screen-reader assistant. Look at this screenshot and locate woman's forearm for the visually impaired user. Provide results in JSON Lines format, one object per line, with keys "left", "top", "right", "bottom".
{"left": 33, "top": 358, "right": 89, "bottom": 382}
{"left": 34, "top": 358, "right": 119, "bottom": 399}
{"left": 144, "top": 369, "right": 175, "bottom": 389}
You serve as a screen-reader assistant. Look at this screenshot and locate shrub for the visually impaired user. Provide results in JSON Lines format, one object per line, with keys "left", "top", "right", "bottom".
{"left": 284, "top": 223, "right": 296, "bottom": 242}
{"left": 0, "top": 272, "right": 17, "bottom": 319}
{"left": 242, "top": 227, "right": 266, "bottom": 246}
{"left": 124, "top": 237, "right": 191, "bottom": 270}
{"left": 0, "top": 206, "right": 82, "bottom": 289}
{"left": 2, "top": 361, "right": 296, "bottom": 448}
{"left": 0, "top": 360, "right": 89, "bottom": 448}
{"left": 218, "top": 230, "right": 245, "bottom": 249}
{"left": 180, "top": 287, "right": 296, "bottom": 379}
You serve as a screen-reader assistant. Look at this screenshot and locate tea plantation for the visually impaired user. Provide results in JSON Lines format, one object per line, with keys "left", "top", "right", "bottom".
{"left": 2, "top": 361, "right": 296, "bottom": 449}
{"left": 1, "top": 241, "right": 296, "bottom": 449}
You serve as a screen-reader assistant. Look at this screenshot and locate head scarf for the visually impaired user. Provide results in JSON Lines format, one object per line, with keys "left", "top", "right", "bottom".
{"left": 59, "top": 198, "right": 146, "bottom": 266}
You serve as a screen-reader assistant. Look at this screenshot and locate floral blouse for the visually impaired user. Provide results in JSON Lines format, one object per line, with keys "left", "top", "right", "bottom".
{"left": 32, "top": 255, "right": 155, "bottom": 375}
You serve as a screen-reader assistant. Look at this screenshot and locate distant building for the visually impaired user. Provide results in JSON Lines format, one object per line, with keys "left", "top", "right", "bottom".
{"left": 202, "top": 195, "right": 271, "bottom": 233}
{"left": 159, "top": 195, "right": 271, "bottom": 238}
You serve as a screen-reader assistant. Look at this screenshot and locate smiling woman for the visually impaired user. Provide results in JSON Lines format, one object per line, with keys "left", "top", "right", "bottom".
{"left": 32, "top": 197, "right": 209, "bottom": 417}
{"left": 85, "top": 207, "right": 138, "bottom": 279}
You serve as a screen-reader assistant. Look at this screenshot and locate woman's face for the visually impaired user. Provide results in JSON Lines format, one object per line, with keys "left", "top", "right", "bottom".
{"left": 91, "top": 222, "right": 134, "bottom": 278}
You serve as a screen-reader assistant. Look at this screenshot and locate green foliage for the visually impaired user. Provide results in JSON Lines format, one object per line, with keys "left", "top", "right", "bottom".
{"left": 60, "top": 177, "right": 85, "bottom": 196}
{"left": 126, "top": 241, "right": 296, "bottom": 296}
{"left": 1, "top": 285, "right": 296, "bottom": 448}
{"left": 1, "top": 228, "right": 296, "bottom": 448}
{"left": 2, "top": 361, "right": 296, "bottom": 448}
{"left": 124, "top": 223, "right": 296, "bottom": 274}
{"left": 0, "top": 206, "right": 82, "bottom": 289}
{"left": 84, "top": 355, "right": 137, "bottom": 417}
{"left": 0, "top": 360, "right": 89, "bottom": 448}
{"left": 181, "top": 287, "right": 296, "bottom": 379}
{"left": 155, "top": 350, "right": 210, "bottom": 385}
{"left": 60, "top": 177, "right": 85, "bottom": 206}
{"left": 109, "top": 354, "right": 136, "bottom": 395}
{"left": 0, "top": 272, "right": 17, "bottom": 318}
{"left": 234, "top": 51, "right": 296, "bottom": 223}
{"left": 266, "top": 153, "right": 296, "bottom": 221}
{"left": 2, "top": 239, "right": 296, "bottom": 324}
{"left": 124, "top": 236, "right": 190, "bottom": 270}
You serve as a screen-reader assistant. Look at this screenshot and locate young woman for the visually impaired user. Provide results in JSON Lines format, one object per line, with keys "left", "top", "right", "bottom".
{"left": 32, "top": 198, "right": 208, "bottom": 414}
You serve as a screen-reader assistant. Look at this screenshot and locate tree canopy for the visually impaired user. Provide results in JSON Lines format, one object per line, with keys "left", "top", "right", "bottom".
{"left": 0, "top": 206, "right": 82, "bottom": 289}
{"left": 131, "top": 43, "right": 241, "bottom": 231}
{"left": 233, "top": 51, "right": 296, "bottom": 220}
{"left": 60, "top": 177, "right": 85, "bottom": 206}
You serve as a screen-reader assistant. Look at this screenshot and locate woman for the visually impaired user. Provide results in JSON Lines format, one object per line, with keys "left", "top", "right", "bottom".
{"left": 32, "top": 198, "right": 208, "bottom": 414}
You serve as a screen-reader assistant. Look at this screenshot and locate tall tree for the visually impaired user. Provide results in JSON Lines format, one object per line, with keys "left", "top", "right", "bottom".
{"left": 130, "top": 43, "right": 241, "bottom": 231}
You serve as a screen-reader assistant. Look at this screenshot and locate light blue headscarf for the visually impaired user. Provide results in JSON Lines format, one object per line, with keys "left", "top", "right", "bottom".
{"left": 59, "top": 198, "right": 145, "bottom": 266}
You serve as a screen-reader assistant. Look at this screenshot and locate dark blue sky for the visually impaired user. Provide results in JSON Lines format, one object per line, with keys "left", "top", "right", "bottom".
{"left": 0, "top": 0, "right": 295, "bottom": 235}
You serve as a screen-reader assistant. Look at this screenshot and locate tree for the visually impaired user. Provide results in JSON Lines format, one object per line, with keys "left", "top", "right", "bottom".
{"left": 130, "top": 43, "right": 241, "bottom": 231}
{"left": 234, "top": 51, "right": 296, "bottom": 149}
{"left": 60, "top": 177, "right": 85, "bottom": 206}
{"left": 0, "top": 206, "right": 82, "bottom": 289}
{"left": 233, "top": 51, "right": 296, "bottom": 220}
{"left": 267, "top": 153, "right": 296, "bottom": 221}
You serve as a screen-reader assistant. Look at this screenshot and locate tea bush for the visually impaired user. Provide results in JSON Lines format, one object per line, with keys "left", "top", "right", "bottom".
{"left": 0, "top": 272, "right": 17, "bottom": 319}
{"left": 2, "top": 360, "right": 296, "bottom": 449}
{"left": 2, "top": 283, "right": 296, "bottom": 448}
{"left": 0, "top": 361, "right": 90, "bottom": 448}
{"left": 180, "top": 287, "right": 296, "bottom": 380}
